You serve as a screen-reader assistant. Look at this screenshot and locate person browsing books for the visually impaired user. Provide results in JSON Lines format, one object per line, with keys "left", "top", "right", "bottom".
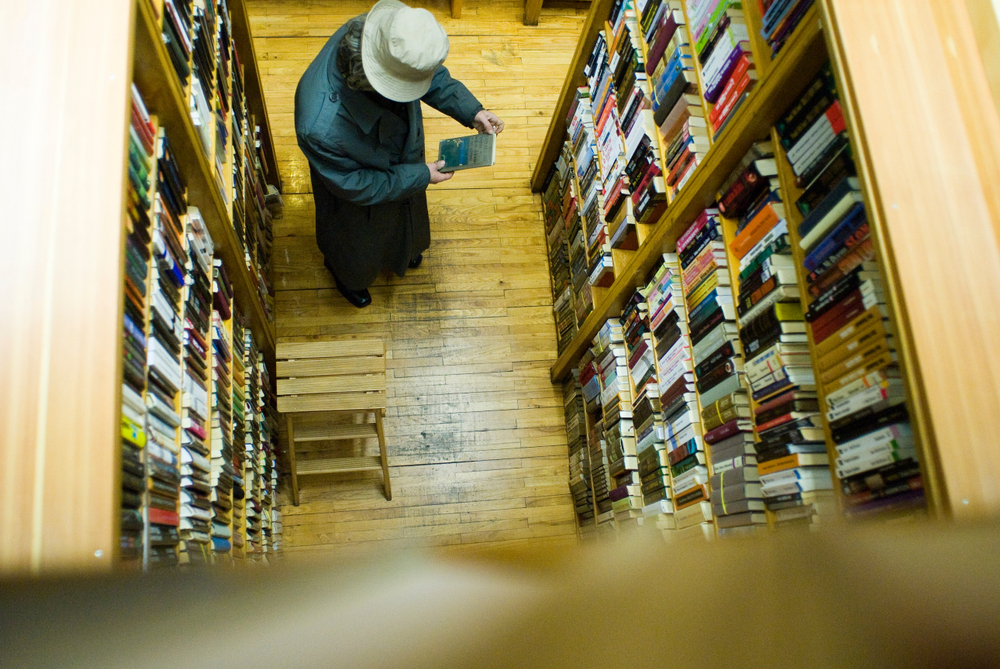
{"left": 294, "top": 0, "right": 504, "bottom": 308}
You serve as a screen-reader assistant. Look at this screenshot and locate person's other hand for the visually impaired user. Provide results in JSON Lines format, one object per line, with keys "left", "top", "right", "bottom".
{"left": 427, "top": 160, "right": 454, "bottom": 184}
{"left": 473, "top": 110, "right": 504, "bottom": 135}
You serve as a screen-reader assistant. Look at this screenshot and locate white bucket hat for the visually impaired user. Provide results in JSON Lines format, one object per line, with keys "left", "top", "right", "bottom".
{"left": 361, "top": 0, "right": 450, "bottom": 102}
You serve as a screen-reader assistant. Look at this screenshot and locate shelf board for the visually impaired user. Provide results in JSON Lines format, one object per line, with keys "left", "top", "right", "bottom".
{"left": 547, "top": 5, "right": 829, "bottom": 382}
{"left": 131, "top": 0, "right": 276, "bottom": 362}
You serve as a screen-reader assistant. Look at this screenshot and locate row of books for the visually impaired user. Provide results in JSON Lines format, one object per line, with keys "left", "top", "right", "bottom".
{"left": 565, "top": 62, "right": 926, "bottom": 539}
{"left": 780, "top": 66, "right": 921, "bottom": 518}
{"left": 157, "top": 0, "right": 278, "bottom": 325}
{"left": 120, "top": 84, "right": 282, "bottom": 569}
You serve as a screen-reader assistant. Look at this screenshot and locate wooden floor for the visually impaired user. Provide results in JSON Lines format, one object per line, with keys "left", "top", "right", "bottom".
{"left": 248, "top": 0, "right": 588, "bottom": 557}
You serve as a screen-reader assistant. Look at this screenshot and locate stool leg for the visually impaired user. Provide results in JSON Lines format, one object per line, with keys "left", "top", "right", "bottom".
{"left": 375, "top": 409, "right": 391, "bottom": 501}
{"left": 285, "top": 414, "right": 300, "bottom": 507}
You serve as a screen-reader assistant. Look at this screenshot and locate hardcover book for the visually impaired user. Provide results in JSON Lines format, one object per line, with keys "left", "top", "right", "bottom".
{"left": 438, "top": 133, "right": 497, "bottom": 172}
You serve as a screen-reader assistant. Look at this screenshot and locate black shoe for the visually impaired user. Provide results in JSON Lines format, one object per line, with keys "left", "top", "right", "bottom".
{"left": 325, "top": 259, "right": 372, "bottom": 308}
{"left": 408, "top": 254, "right": 423, "bottom": 269}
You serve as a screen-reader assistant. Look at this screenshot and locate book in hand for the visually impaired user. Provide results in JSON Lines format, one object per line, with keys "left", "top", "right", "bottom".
{"left": 438, "top": 133, "right": 496, "bottom": 172}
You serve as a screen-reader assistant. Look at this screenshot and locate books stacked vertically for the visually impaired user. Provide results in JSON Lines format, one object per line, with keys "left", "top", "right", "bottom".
{"left": 564, "top": 376, "right": 595, "bottom": 529}
{"left": 145, "top": 127, "right": 189, "bottom": 569}
{"left": 686, "top": 0, "right": 756, "bottom": 137}
{"left": 542, "top": 157, "right": 577, "bottom": 353}
{"left": 629, "top": 269, "right": 673, "bottom": 533}
{"left": 188, "top": 0, "right": 217, "bottom": 153}
{"left": 230, "top": 44, "right": 247, "bottom": 237}
{"left": 210, "top": 297, "right": 238, "bottom": 559}
{"left": 579, "top": 347, "right": 613, "bottom": 525}
{"left": 214, "top": 3, "right": 232, "bottom": 204}
{"left": 647, "top": 5, "right": 706, "bottom": 197}
{"left": 583, "top": 26, "right": 624, "bottom": 287}
{"left": 700, "top": 164, "right": 768, "bottom": 535}
{"left": 780, "top": 66, "right": 922, "bottom": 518}
{"left": 121, "top": 84, "right": 157, "bottom": 567}
{"left": 613, "top": 0, "right": 666, "bottom": 245}
{"left": 565, "top": 89, "right": 599, "bottom": 319}
{"left": 230, "top": 312, "right": 248, "bottom": 556}
{"left": 592, "top": 319, "right": 639, "bottom": 529}
{"left": 244, "top": 329, "right": 264, "bottom": 557}
{"left": 162, "top": 0, "right": 193, "bottom": 89}
{"left": 261, "top": 364, "right": 279, "bottom": 557}
{"left": 209, "top": 266, "right": 234, "bottom": 561}
{"left": 677, "top": 209, "right": 738, "bottom": 535}
{"left": 759, "top": 0, "right": 815, "bottom": 55}
{"left": 178, "top": 207, "right": 214, "bottom": 565}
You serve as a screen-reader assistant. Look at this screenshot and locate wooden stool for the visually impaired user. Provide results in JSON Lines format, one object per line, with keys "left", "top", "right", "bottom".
{"left": 276, "top": 340, "right": 391, "bottom": 506}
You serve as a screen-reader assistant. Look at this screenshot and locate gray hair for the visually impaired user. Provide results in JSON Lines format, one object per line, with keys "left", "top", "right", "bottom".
{"left": 337, "top": 16, "right": 374, "bottom": 92}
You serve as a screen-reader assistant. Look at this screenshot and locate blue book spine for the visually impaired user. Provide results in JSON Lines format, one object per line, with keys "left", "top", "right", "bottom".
{"left": 802, "top": 203, "right": 868, "bottom": 272}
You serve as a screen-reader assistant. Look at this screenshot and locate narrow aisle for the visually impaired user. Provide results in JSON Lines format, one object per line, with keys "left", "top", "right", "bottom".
{"left": 248, "top": 0, "right": 588, "bottom": 555}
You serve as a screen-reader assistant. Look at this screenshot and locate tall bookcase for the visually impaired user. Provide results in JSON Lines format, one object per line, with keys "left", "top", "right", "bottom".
{"left": 536, "top": 0, "right": 1000, "bottom": 539}
{"left": 1, "top": 0, "right": 282, "bottom": 573}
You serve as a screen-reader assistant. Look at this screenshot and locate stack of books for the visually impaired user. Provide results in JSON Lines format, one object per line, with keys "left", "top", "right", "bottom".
{"left": 759, "top": 0, "right": 815, "bottom": 55}
{"left": 675, "top": 210, "right": 741, "bottom": 535}
{"left": 594, "top": 320, "right": 640, "bottom": 529}
{"left": 244, "top": 329, "right": 264, "bottom": 557}
{"left": 782, "top": 66, "right": 921, "bottom": 518}
{"left": 612, "top": 0, "right": 667, "bottom": 246}
{"left": 271, "top": 508, "right": 283, "bottom": 553}
{"left": 145, "top": 126, "right": 191, "bottom": 569}
{"left": 647, "top": 3, "right": 706, "bottom": 197}
{"left": 162, "top": 0, "right": 193, "bottom": 89}
{"left": 542, "top": 158, "right": 577, "bottom": 353}
{"left": 189, "top": 0, "right": 217, "bottom": 154}
{"left": 214, "top": 4, "right": 232, "bottom": 204}
{"left": 178, "top": 208, "right": 214, "bottom": 565}
{"left": 631, "top": 269, "right": 674, "bottom": 533}
{"left": 583, "top": 30, "right": 625, "bottom": 287}
{"left": 565, "top": 376, "right": 595, "bottom": 529}
{"left": 686, "top": 0, "right": 756, "bottom": 137}
{"left": 230, "top": 313, "right": 248, "bottom": 556}
{"left": 121, "top": 84, "right": 157, "bottom": 568}
{"left": 579, "top": 349, "right": 613, "bottom": 524}
{"left": 210, "top": 303, "right": 238, "bottom": 559}
{"left": 565, "top": 92, "right": 599, "bottom": 319}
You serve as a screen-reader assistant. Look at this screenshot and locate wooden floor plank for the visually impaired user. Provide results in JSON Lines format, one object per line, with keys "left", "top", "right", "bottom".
{"left": 249, "top": 0, "right": 585, "bottom": 556}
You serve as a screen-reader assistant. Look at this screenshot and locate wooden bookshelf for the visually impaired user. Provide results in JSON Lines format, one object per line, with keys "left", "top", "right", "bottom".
{"left": 133, "top": 0, "right": 276, "bottom": 363}
{"left": 543, "top": 4, "right": 827, "bottom": 383}
{"left": 535, "top": 0, "right": 1000, "bottom": 519}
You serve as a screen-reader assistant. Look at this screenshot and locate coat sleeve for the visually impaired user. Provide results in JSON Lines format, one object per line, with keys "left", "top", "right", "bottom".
{"left": 420, "top": 65, "right": 485, "bottom": 128}
{"left": 298, "top": 134, "right": 431, "bottom": 206}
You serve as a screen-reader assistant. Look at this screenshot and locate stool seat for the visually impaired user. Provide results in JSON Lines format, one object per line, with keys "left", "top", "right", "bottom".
{"left": 277, "top": 339, "right": 391, "bottom": 505}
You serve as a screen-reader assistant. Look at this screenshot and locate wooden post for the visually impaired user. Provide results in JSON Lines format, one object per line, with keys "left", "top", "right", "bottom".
{"left": 451, "top": 0, "right": 463, "bottom": 19}
{"left": 524, "top": 0, "right": 543, "bottom": 25}
{"left": 285, "top": 415, "right": 299, "bottom": 506}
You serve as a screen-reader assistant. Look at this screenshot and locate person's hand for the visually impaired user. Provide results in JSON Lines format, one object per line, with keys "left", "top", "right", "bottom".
{"left": 427, "top": 160, "right": 453, "bottom": 184}
{"left": 473, "top": 110, "right": 504, "bottom": 135}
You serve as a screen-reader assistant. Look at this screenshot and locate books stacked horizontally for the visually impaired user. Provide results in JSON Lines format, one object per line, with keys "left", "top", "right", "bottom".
{"left": 675, "top": 212, "right": 734, "bottom": 537}
{"left": 178, "top": 208, "right": 214, "bottom": 565}
{"left": 210, "top": 301, "right": 238, "bottom": 559}
{"left": 230, "top": 40, "right": 247, "bottom": 235}
{"left": 686, "top": 0, "right": 756, "bottom": 137}
{"left": 647, "top": 4, "right": 706, "bottom": 197}
{"left": 612, "top": 0, "right": 668, "bottom": 247}
{"left": 271, "top": 508, "right": 283, "bottom": 553}
{"left": 247, "top": 124, "right": 277, "bottom": 322}
{"left": 564, "top": 376, "right": 594, "bottom": 529}
{"left": 121, "top": 84, "right": 157, "bottom": 568}
{"left": 145, "top": 126, "right": 189, "bottom": 569}
{"left": 214, "top": 3, "right": 232, "bottom": 204}
{"left": 638, "top": 260, "right": 689, "bottom": 533}
{"left": 592, "top": 319, "right": 639, "bottom": 529}
{"left": 759, "top": 0, "right": 814, "bottom": 55}
{"left": 579, "top": 349, "right": 613, "bottom": 524}
{"left": 260, "top": 365, "right": 279, "bottom": 556}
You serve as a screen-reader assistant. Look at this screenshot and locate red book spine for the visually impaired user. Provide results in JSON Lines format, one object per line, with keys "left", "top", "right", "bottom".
{"left": 709, "top": 54, "right": 752, "bottom": 126}
{"left": 148, "top": 508, "right": 180, "bottom": 526}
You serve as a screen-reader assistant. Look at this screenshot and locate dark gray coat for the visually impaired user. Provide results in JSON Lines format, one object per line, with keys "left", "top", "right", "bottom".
{"left": 294, "top": 22, "right": 484, "bottom": 290}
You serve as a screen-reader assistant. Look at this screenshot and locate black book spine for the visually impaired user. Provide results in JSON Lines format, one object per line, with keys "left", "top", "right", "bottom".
{"left": 830, "top": 406, "right": 910, "bottom": 445}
